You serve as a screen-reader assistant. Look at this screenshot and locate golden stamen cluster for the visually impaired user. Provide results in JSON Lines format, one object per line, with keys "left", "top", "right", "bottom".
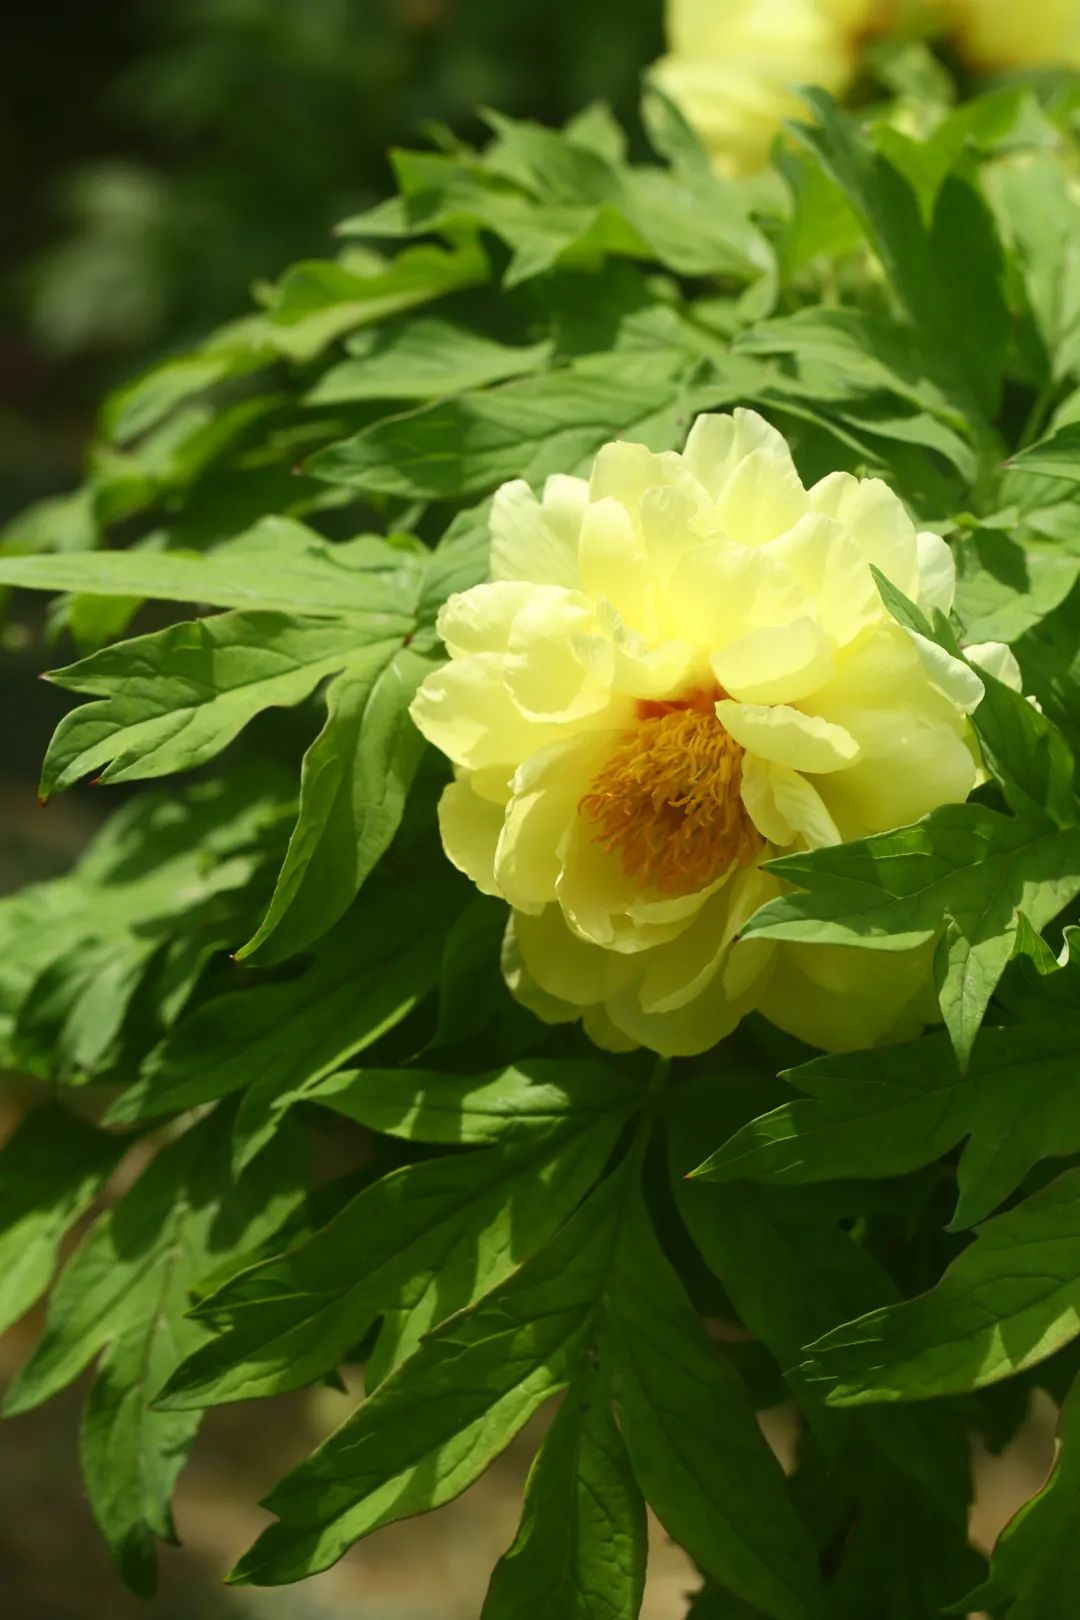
{"left": 579, "top": 705, "right": 759, "bottom": 896}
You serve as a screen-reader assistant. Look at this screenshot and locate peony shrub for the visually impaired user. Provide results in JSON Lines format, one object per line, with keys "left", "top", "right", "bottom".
{"left": 4, "top": 27, "right": 1080, "bottom": 1620}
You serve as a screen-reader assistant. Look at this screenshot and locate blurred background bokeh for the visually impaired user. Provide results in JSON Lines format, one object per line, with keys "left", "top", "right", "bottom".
{"left": 1, "top": 0, "right": 663, "bottom": 532}
{"left": 0, "top": 4, "right": 1063, "bottom": 1617}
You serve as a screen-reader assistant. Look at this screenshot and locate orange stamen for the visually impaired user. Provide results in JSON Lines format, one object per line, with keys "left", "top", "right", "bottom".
{"left": 579, "top": 697, "right": 759, "bottom": 896}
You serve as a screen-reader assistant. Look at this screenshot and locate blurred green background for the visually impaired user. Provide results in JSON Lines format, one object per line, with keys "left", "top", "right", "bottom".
{"left": 2, "top": 0, "right": 663, "bottom": 529}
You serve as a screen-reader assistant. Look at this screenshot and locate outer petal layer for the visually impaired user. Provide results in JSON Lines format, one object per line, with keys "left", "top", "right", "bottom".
{"left": 413, "top": 407, "right": 988, "bottom": 1059}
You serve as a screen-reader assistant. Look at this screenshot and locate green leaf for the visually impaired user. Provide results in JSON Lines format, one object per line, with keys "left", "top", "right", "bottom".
{"left": 873, "top": 566, "right": 1078, "bottom": 827}
{"left": 742, "top": 803, "right": 1080, "bottom": 1067}
{"left": 675, "top": 1155, "right": 900, "bottom": 1383}
{"left": 482, "top": 108, "right": 772, "bottom": 281}
{"left": 344, "top": 111, "right": 771, "bottom": 287}
{"left": 429, "top": 893, "right": 509, "bottom": 1049}
{"left": 307, "top": 352, "right": 697, "bottom": 499}
{"left": 732, "top": 305, "right": 966, "bottom": 428}
{"left": 253, "top": 240, "right": 490, "bottom": 361}
{"left": 0, "top": 519, "right": 419, "bottom": 624}
{"left": 696, "top": 965, "right": 1080, "bottom": 1228}
{"left": 227, "top": 1174, "right": 630, "bottom": 1586}
{"left": 600, "top": 1182, "right": 824, "bottom": 1620}
{"left": 3, "top": 1112, "right": 307, "bottom": 1594}
{"left": 0, "top": 1106, "right": 124, "bottom": 1336}
{"left": 301, "top": 1057, "right": 637, "bottom": 1144}
{"left": 40, "top": 614, "right": 396, "bottom": 796}
{"left": 801, "top": 1166, "right": 1080, "bottom": 1404}
{"left": 988, "top": 151, "right": 1080, "bottom": 385}
{"left": 973, "top": 667, "right": 1077, "bottom": 828}
{"left": 640, "top": 82, "right": 713, "bottom": 176}
{"left": 821, "top": 1459, "right": 984, "bottom": 1620}
{"left": 0, "top": 772, "right": 290, "bottom": 1078}
{"left": 1008, "top": 421, "right": 1080, "bottom": 482}
{"left": 157, "top": 1064, "right": 634, "bottom": 1408}
{"left": 236, "top": 645, "right": 432, "bottom": 963}
{"left": 227, "top": 1150, "right": 821, "bottom": 1620}
{"left": 306, "top": 317, "right": 551, "bottom": 405}
{"left": 102, "top": 345, "right": 270, "bottom": 444}
{"left": 772, "top": 144, "right": 862, "bottom": 277}
{"left": 104, "top": 873, "right": 456, "bottom": 1132}
{"left": 791, "top": 91, "right": 1006, "bottom": 420}
{"left": 952, "top": 529, "right": 1080, "bottom": 644}
{"left": 480, "top": 1360, "right": 646, "bottom": 1620}
{"left": 418, "top": 500, "right": 493, "bottom": 621}
{"left": 962, "top": 1373, "right": 1080, "bottom": 1618}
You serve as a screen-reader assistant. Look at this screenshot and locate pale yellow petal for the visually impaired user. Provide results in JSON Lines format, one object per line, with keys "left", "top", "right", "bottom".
{"left": 683, "top": 409, "right": 800, "bottom": 501}
{"left": 500, "top": 918, "right": 578, "bottom": 1026}
{"left": 709, "top": 614, "right": 835, "bottom": 705}
{"left": 714, "top": 447, "right": 809, "bottom": 546}
{"left": 760, "top": 939, "right": 935, "bottom": 1052}
{"left": 815, "top": 706, "right": 978, "bottom": 835}
{"left": 495, "top": 733, "right": 616, "bottom": 915}
{"left": 436, "top": 580, "right": 558, "bottom": 658}
{"left": 577, "top": 495, "right": 658, "bottom": 638}
{"left": 581, "top": 1005, "right": 641, "bottom": 1053}
{"left": 437, "top": 778, "right": 505, "bottom": 896}
{"left": 909, "top": 631, "right": 984, "bottom": 714}
{"left": 572, "top": 606, "right": 702, "bottom": 700}
{"left": 739, "top": 754, "right": 795, "bottom": 845}
{"left": 951, "top": 0, "right": 1080, "bottom": 71}
{"left": 667, "top": 541, "right": 809, "bottom": 648}
{"left": 766, "top": 513, "right": 881, "bottom": 646}
{"left": 915, "top": 530, "right": 956, "bottom": 615}
{"left": 510, "top": 904, "right": 635, "bottom": 1007}
{"left": 966, "top": 640, "right": 1022, "bottom": 692}
{"left": 716, "top": 699, "right": 859, "bottom": 773}
{"left": 809, "top": 472, "right": 920, "bottom": 597}
{"left": 637, "top": 865, "right": 776, "bottom": 1013}
{"left": 555, "top": 812, "right": 709, "bottom": 953}
{"left": 490, "top": 475, "right": 586, "bottom": 588}
{"left": 588, "top": 441, "right": 691, "bottom": 517}
{"left": 502, "top": 591, "right": 614, "bottom": 724}
{"left": 410, "top": 655, "right": 564, "bottom": 772}
{"left": 741, "top": 756, "right": 841, "bottom": 848}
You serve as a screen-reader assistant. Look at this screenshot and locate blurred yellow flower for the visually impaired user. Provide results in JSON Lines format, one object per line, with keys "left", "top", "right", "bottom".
{"left": 650, "top": 0, "right": 869, "bottom": 176}
{"left": 949, "top": 0, "right": 1080, "bottom": 70}
{"left": 411, "top": 410, "right": 989, "bottom": 1057}
{"left": 651, "top": 0, "right": 1080, "bottom": 179}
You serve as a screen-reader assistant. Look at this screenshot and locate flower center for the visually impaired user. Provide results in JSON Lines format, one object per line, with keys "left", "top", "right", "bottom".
{"left": 578, "top": 695, "right": 759, "bottom": 897}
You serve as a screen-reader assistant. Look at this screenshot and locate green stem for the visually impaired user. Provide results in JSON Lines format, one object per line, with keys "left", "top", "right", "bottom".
{"left": 1018, "top": 378, "right": 1059, "bottom": 451}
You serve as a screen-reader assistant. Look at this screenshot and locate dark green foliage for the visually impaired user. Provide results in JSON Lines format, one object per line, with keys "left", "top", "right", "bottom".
{"left": 8, "top": 77, "right": 1080, "bottom": 1620}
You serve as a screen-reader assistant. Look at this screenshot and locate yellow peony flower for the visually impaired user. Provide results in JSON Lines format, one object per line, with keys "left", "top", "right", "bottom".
{"left": 650, "top": 0, "right": 870, "bottom": 176}
{"left": 948, "top": 0, "right": 1080, "bottom": 71}
{"left": 411, "top": 410, "right": 989, "bottom": 1058}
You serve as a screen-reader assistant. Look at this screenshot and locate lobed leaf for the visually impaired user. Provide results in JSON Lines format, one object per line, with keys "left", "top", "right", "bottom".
{"left": 743, "top": 803, "right": 1080, "bottom": 1067}
{"left": 236, "top": 644, "right": 434, "bottom": 963}
{"left": 41, "top": 614, "right": 392, "bottom": 796}
{"left": 0, "top": 1106, "right": 125, "bottom": 1337}
{"left": 801, "top": 1167, "right": 1080, "bottom": 1404}
{"left": 480, "top": 1360, "right": 646, "bottom": 1620}
{"left": 307, "top": 351, "right": 698, "bottom": 498}
{"left": 3, "top": 1113, "right": 307, "bottom": 1594}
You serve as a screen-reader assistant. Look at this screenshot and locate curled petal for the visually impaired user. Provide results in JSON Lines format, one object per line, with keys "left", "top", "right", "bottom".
{"left": 437, "top": 778, "right": 505, "bottom": 896}
{"left": 709, "top": 614, "right": 835, "bottom": 705}
{"left": 915, "top": 529, "right": 956, "bottom": 615}
{"left": 491, "top": 475, "right": 585, "bottom": 588}
{"left": 716, "top": 699, "right": 859, "bottom": 773}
